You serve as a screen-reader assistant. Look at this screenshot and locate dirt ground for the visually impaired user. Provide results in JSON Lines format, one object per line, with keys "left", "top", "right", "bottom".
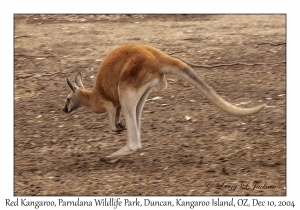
{"left": 14, "top": 14, "right": 286, "bottom": 196}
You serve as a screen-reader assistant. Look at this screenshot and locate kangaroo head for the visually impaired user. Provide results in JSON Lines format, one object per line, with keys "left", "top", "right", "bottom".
{"left": 63, "top": 72, "right": 85, "bottom": 113}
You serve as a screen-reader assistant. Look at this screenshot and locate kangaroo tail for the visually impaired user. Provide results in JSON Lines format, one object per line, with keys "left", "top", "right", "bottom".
{"left": 161, "top": 60, "right": 265, "bottom": 116}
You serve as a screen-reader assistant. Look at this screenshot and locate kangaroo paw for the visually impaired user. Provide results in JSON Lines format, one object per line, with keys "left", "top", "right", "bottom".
{"left": 116, "top": 122, "right": 126, "bottom": 131}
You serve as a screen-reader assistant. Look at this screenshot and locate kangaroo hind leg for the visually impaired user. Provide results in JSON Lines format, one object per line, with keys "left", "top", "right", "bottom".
{"left": 106, "top": 80, "right": 154, "bottom": 162}
{"left": 136, "top": 88, "right": 151, "bottom": 130}
{"left": 107, "top": 89, "right": 142, "bottom": 162}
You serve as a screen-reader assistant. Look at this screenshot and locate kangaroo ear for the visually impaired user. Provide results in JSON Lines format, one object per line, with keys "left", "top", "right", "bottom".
{"left": 66, "top": 77, "right": 78, "bottom": 93}
{"left": 74, "top": 72, "right": 84, "bottom": 88}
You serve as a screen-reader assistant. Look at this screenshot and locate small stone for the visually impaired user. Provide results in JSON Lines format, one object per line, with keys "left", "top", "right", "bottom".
{"left": 185, "top": 115, "right": 191, "bottom": 121}
{"left": 219, "top": 157, "right": 227, "bottom": 162}
{"left": 207, "top": 164, "right": 218, "bottom": 172}
{"left": 151, "top": 96, "right": 162, "bottom": 101}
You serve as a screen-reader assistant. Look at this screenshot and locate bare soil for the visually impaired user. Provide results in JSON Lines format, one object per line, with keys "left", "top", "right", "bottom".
{"left": 14, "top": 14, "right": 286, "bottom": 196}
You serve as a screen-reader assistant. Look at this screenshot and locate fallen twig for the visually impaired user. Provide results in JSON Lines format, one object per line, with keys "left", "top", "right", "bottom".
{"left": 16, "top": 70, "right": 65, "bottom": 80}
{"left": 256, "top": 42, "right": 286, "bottom": 46}
{"left": 172, "top": 56, "right": 286, "bottom": 68}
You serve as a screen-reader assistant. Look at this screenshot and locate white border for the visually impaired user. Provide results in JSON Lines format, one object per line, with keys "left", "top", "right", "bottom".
{"left": 2, "top": 0, "right": 299, "bottom": 209}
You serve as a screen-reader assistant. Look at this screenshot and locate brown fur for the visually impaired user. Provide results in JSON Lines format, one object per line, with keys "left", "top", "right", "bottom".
{"left": 90, "top": 45, "right": 184, "bottom": 106}
{"left": 63, "top": 44, "right": 265, "bottom": 162}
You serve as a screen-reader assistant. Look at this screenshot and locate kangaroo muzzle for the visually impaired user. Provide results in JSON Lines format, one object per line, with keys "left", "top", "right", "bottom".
{"left": 63, "top": 105, "right": 69, "bottom": 113}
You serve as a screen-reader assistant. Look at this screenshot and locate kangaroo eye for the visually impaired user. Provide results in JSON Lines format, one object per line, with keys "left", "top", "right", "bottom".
{"left": 67, "top": 98, "right": 70, "bottom": 102}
